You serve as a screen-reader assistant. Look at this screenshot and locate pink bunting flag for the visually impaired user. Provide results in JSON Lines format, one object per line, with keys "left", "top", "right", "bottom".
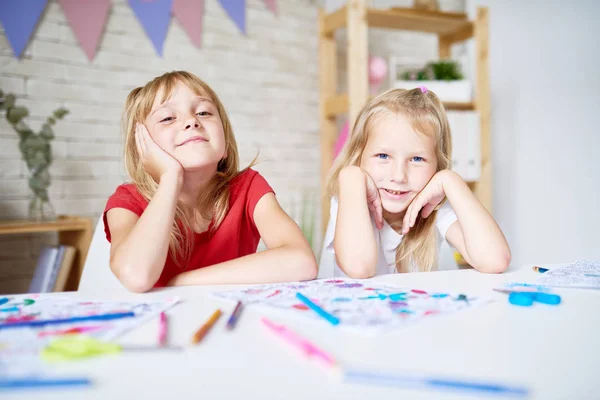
{"left": 58, "top": 0, "right": 111, "bottom": 61}
{"left": 263, "top": 0, "right": 277, "bottom": 15}
{"left": 172, "top": 0, "right": 204, "bottom": 48}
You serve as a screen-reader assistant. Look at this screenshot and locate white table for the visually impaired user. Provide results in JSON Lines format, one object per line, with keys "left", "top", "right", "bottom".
{"left": 4, "top": 265, "right": 600, "bottom": 400}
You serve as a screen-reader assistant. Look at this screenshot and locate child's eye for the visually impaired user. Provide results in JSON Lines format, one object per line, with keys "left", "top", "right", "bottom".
{"left": 160, "top": 117, "right": 174, "bottom": 122}
{"left": 376, "top": 153, "right": 390, "bottom": 160}
{"left": 196, "top": 111, "right": 211, "bottom": 116}
{"left": 411, "top": 156, "right": 425, "bottom": 162}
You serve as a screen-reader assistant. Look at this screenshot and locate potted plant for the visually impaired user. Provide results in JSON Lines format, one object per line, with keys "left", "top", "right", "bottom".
{"left": 0, "top": 89, "right": 69, "bottom": 221}
{"left": 390, "top": 59, "right": 472, "bottom": 102}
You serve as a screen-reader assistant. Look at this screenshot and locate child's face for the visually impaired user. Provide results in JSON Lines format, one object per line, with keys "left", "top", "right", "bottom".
{"left": 359, "top": 112, "right": 438, "bottom": 217}
{"left": 145, "top": 81, "right": 226, "bottom": 171}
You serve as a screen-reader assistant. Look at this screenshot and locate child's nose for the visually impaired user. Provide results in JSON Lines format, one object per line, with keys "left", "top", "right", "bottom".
{"left": 184, "top": 120, "right": 200, "bottom": 130}
{"left": 391, "top": 163, "right": 408, "bottom": 183}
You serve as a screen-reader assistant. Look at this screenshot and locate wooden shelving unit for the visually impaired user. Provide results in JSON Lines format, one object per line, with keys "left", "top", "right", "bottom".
{"left": 0, "top": 216, "right": 93, "bottom": 291}
{"left": 318, "top": 1, "right": 491, "bottom": 232}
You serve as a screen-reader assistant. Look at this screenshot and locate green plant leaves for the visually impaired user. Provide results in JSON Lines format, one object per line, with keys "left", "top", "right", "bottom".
{"left": 7, "top": 106, "right": 29, "bottom": 124}
{"left": 3, "top": 94, "right": 15, "bottom": 109}
{"left": 40, "top": 124, "right": 54, "bottom": 140}
{"left": 53, "top": 108, "right": 69, "bottom": 119}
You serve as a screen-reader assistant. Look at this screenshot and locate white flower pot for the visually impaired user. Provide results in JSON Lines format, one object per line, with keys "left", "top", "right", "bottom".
{"left": 392, "top": 80, "right": 472, "bottom": 103}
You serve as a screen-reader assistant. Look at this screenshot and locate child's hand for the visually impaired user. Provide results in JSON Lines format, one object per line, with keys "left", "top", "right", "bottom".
{"left": 135, "top": 123, "right": 183, "bottom": 182}
{"left": 402, "top": 170, "right": 455, "bottom": 234}
{"left": 364, "top": 171, "right": 384, "bottom": 230}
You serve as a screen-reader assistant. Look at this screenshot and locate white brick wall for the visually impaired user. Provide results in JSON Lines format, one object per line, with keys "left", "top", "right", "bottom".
{"left": 0, "top": 0, "right": 465, "bottom": 294}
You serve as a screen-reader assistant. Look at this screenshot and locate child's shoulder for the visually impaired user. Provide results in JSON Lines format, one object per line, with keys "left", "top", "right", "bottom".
{"left": 109, "top": 183, "right": 144, "bottom": 200}
{"left": 105, "top": 183, "right": 148, "bottom": 215}
{"left": 230, "top": 168, "right": 272, "bottom": 195}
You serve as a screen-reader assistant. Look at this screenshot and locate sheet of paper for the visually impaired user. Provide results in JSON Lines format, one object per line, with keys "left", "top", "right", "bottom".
{"left": 535, "top": 260, "right": 600, "bottom": 289}
{"left": 0, "top": 295, "right": 179, "bottom": 377}
{"left": 212, "top": 278, "right": 491, "bottom": 332}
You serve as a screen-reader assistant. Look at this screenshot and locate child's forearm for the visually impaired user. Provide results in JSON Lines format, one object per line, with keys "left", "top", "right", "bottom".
{"left": 168, "top": 244, "right": 317, "bottom": 286}
{"left": 443, "top": 171, "right": 511, "bottom": 273}
{"left": 334, "top": 166, "right": 378, "bottom": 278}
{"left": 111, "top": 174, "right": 182, "bottom": 292}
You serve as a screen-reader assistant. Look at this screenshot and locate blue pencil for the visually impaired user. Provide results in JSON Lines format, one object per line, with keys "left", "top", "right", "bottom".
{"left": 0, "top": 311, "right": 135, "bottom": 330}
{"left": 0, "top": 377, "right": 92, "bottom": 391}
{"left": 296, "top": 292, "right": 340, "bottom": 326}
{"left": 343, "top": 369, "right": 528, "bottom": 397}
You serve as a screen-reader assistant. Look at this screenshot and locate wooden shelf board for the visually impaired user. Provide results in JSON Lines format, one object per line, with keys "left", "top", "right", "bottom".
{"left": 367, "top": 8, "right": 473, "bottom": 37}
{"left": 0, "top": 216, "right": 92, "bottom": 235}
{"left": 322, "top": 6, "right": 474, "bottom": 39}
{"left": 322, "top": 6, "right": 347, "bottom": 36}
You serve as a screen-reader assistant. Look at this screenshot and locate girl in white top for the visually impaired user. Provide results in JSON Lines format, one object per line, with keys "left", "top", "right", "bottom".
{"left": 319, "top": 87, "right": 511, "bottom": 278}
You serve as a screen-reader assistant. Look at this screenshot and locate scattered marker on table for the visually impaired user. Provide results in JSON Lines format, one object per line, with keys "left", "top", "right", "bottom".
{"left": 226, "top": 301, "right": 243, "bottom": 330}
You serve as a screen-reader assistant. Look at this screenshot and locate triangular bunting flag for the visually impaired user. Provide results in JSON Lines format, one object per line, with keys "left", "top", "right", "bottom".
{"left": 263, "top": 0, "right": 277, "bottom": 15}
{"left": 0, "top": 0, "right": 48, "bottom": 57}
{"left": 128, "top": 0, "right": 173, "bottom": 56}
{"left": 172, "top": 0, "right": 204, "bottom": 48}
{"left": 217, "top": 0, "right": 245, "bottom": 35}
{"left": 58, "top": 0, "right": 111, "bottom": 61}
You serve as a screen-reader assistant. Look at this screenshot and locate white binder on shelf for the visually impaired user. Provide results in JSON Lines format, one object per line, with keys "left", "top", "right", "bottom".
{"left": 447, "top": 111, "right": 480, "bottom": 182}
{"left": 465, "top": 111, "right": 481, "bottom": 182}
{"left": 448, "top": 111, "right": 468, "bottom": 180}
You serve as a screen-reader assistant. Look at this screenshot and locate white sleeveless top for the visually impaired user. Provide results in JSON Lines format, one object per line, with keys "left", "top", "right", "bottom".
{"left": 318, "top": 197, "right": 458, "bottom": 278}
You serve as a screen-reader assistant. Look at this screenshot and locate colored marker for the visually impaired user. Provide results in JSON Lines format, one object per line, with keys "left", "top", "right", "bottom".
{"left": 296, "top": 292, "right": 340, "bottom": 326}
{"left": 38, "top": 325, "right": 108, "bottom": 337}
{"left": 226, "top": 301, "right": 243, "bottom": 330}
{"left": 532, "top": 266, "right": 549, "bottom": 273}
{"left": 0, "top": 377, "right": 92, "bottom": 391}
{"left": 0, "top": 298, "right": 9, "bottom": 307}
{"left": 158, "top": 312, "right": 168, "bottom": 346}
{"left": 261, "top": 317, "right": 338, "bottom": 369}
{"left": 0, "top": 312, "right": 136, "bottom": 330}
{"left": 343, "top": 369, "right": 528, "bottom": 397}
{"left": 191, "top": 309, "right": 222, "bottom": 344}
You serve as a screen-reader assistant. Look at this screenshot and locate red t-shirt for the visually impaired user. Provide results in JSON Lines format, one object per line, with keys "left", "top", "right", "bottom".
{"left": 103, "top": 169, "right": 274, "bottom": 288}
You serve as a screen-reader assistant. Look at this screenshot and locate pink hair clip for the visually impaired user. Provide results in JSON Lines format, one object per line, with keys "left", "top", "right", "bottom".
{"left": 418, "top": 86, "right": 428, "bottom": 94}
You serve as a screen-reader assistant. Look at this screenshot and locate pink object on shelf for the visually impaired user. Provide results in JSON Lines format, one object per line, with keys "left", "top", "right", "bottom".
{"left": 333, "top": 121, "right": 350, "bottom": 159}
{"left": 368, "top": 56, "right": 388, "bottom": 94}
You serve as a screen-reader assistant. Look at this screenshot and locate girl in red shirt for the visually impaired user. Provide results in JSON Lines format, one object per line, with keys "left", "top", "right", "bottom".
{"left": 104, "top": 71, "right": 317, "bottom": 292}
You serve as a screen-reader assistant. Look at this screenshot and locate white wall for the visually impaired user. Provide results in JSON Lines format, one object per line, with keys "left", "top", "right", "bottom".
{"left": 469, "top": 0, "right": 600, "bottom": 266}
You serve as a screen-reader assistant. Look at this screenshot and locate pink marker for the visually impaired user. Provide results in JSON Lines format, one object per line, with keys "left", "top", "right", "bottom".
{"left": 261, "top": 317, "right": 337, "bottom": 369}
{"left": 158, "top": 312, "right": 167, "bottom": 346}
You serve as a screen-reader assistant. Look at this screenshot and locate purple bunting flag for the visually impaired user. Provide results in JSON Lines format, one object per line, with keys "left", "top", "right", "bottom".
{"left": 217, "top": 0, "right": 246, "bottom": 34}
{"left": 128, "top": 0, "right": 173, "bottom": 56}
{"left": 0, "top": 0, "right": 48, "bottom": 57}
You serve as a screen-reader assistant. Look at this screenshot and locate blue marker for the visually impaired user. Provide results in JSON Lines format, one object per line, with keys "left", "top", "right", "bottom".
{"left": 0, "top": 311, "right": 135, "bottom": 330}
{"left": 0, "top": 377, "right": 92, "bottom": 391}
{"left": 343, "top": 369, "right": 528, "bottom": 397}
{"left": 296, "top": 292, "right": 340, "bottom": 326}
{"left": 0, "top": 298, "right": 9, "bottom": 306}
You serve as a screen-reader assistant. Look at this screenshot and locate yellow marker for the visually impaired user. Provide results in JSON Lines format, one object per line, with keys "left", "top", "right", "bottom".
{"left": 41, "top": 335, "right": 183, "bottom": 362}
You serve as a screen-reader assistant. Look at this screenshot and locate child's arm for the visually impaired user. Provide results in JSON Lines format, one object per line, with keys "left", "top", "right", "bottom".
{"left": 332, "top": 166, "right": 382, "bottom": 279}
{"left": 107, "top": 125, "right": 183, "bottom": 292}
{"left": 168, "top": 193, "right": 317, "bottom": 286}
{"left": 403, "top": 170, "right": 511, "bottom": 273}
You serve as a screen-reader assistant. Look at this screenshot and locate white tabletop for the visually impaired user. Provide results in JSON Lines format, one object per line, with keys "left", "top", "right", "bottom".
{"left": 4, "top": 265, "right": 600, "bottom": 400}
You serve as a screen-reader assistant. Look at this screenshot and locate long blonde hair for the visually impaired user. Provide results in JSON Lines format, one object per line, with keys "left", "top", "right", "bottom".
{"left": 122, "top": 71, "right": 241, "bottom": 267}
{"left": 327, "top": 88, "right": 452, "bottom": 272}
